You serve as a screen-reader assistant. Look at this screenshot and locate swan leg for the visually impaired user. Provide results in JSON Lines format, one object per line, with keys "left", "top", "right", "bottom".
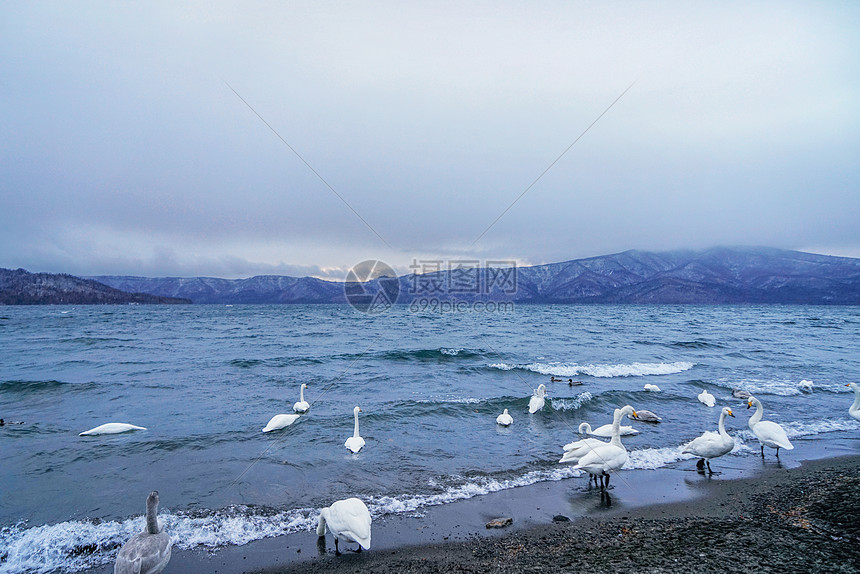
{"left": 604, "top": 472, "right": 610, "bottom": 490}
{"left": 355, "top": 544, "right": 362, "bottom": 553}
{"left": 775, "top": 447, "right": 780, "bottom": 458}
{"left": 696, "top": 458, "right": 705, "bottom": 472}
{"left": 335, "top": 538, "right": 341, "bottom": 556}
{"left": 760, "top": 445, "right": 765, "bottom": 458}
{"left": 706, "top": 460, "right": 713, "bottom": 474}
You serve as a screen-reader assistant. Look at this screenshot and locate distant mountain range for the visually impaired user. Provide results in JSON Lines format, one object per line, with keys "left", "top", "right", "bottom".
{"left": 0, "top": 268, "right": 190, "bottom": 305}
{"left": 3, "top": 247, "right": 858, "bottom": 305}
{"left": 81, "top": 247, "right": 860, "bottom": 305}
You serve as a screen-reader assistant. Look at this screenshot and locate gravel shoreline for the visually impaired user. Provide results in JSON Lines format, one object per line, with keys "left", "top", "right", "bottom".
{"left": 264, "top": 455, "right": 860, "bottom": 574}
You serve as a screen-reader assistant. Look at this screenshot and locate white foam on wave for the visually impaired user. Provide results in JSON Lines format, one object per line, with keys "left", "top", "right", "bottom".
{"left": 549, "top": 391, "right": 593, "bottom": 411}
{"left": 489, "top": 361, "right": 694, "bottom": 378}
{"left": 366, "top": 466, "right": 583, "bottom": 515}
{"left": 439, "top": 348, "right": 463, "bottom": 356}
{"left": 624, "top": 446, "right": 695, "bottom": 470}
{"left": 0, "top": 506, "right": 318, "bottom": 574}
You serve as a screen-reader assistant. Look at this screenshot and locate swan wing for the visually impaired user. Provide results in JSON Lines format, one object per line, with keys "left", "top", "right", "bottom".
{"left": 751, "top": 420, "right": 794, "bottom": 450}
{"left": 574, "top": 444, "right": 627, "bottom": 474}
{"left": 683, "top": 431, "right": 734, "bottom": 459}
{"left": 326, "top": 498, "right": 372, "bottom": 550}
{"left": 528, "top": 395, "right": 545, "bottom": 414}
{"left": 293, "top": 401, "right": 310, "bottom": 413}
{"left": 80, "top": 423, "right": 146, "bottom": 436}
{"left": 345, "top": 436, "right": 365, "bottom": 453}
{"left": 496, "top": 413, "right": 513, "bottom": 426}
{"left": 115, "top": 531, "right": 171, "bottom": 574}
{"left": 262, "top": 414, "right": 300, "bottom": 433}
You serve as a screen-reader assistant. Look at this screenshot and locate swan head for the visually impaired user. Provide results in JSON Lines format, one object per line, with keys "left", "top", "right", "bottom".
{"left": 301, "top": 383, "right": 308, "bottom": 390}
{"left": 618, "top": 405, "right": 637, "bottom": 419}
{"left": 578, "top": 422, "right": 590, "bottom": 434}
{"left": 354, "top": 406, "right": 362, "bottom": 414}
{"left": 502, "top": 409, "right": 509, "bottom": 415}
{"left": 537, "top": 384, "right": 546, "bottom": 393}
{"left": 723, "top": 407, "right": 734, "bottom": 417}
{"left": 847, "top": 383, "right": 858, "bottom": 391}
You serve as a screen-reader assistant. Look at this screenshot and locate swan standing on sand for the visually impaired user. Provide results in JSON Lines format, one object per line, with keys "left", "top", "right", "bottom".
{"left": 115, "top": 491, "right": 171, "bottom": 574}
{"left": 580, "top": 420, "right": 639, "bottom": 438}
{"left": 80, "top": 423, "right": 146, "bottom": 436}
{"left": 746, "top": 396, "right": 793, "bottom": 457}
{"left": 496, "top": 409, "right": 513, "bottom": 426}
{"left": 345, "top": 406, "right": 365, "bottom": 453}
{"left": 574, "top": 405, "right": 637, "bottom": 491}
{"left": 698, "top": 389, "right": 716, "bottom": 407}
{"left": 293, "top": 383, "right": 310, "bottom": 413}
{"left": 846, "top": 383, "right": 860, "bottom": 422}
{"left": 317, "top": 497, "right": 371, "bottom": 555}
{"left": 528, "top": 384, "right": 547, "bottom": 414}
{"left": 682, "top": 407, "right": 735, "bottom": 474}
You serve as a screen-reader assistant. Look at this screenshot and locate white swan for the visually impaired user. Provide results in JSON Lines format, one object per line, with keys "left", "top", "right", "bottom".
{"left": 581, "top": 420, "right": 639, "bottom": 438}
{"left": 846, "top": 383, "right": 860, "bottom": 422}
{"left": 114, "top": 491, "right": 171, "bottom": 574}
{"left": 528, "top": 384, "right": 547, "bottom": 414}
{"left": 643, "top": 384, "right": 661, "bottom": 392}
{"left": 559, "top": 422, "right": 607, "bottom": 464}
{"left": 630, "top": 409, "right": 662, "bottom": 423}
{"left": 682, "top": 406, "right": 735, "bottom": 473}
{"left": 262, "top": 413, "right": 300, "bottom": 433}
{"left": 574, "top": 405, "right": 637, "bottom": 490}
{"left": 698, "top": 389, "right": 716, "bottom": 407}
{"left": 293, "top": 383, "right": 310, "bottom": 413}
{"left": 344, "top": 406, "right": 365, "bottom": 453}
{"left": 317, "top": 497, "right": 371, "bottom": 555}
{"left": 747, "top": 396, "right": 793, "bottom": 457}
{"left": 496, "top": 409, "right": 513, "bottom": 426}
{"left": 80, "top": 423, "right": 146, "bottom": 436}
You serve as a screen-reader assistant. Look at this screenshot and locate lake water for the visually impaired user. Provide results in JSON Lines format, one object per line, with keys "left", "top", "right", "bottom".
{"left": 1, "top": 304, "right": 858, "bottom": 573}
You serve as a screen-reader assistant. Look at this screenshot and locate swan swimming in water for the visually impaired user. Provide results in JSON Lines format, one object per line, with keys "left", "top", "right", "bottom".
{"left": 643, "top": 384, "right": 661, "bottom": 392}
{"left": 317, "top": 497, "right": 371, "bottom": 555}
{"left": 746, "top": 396, "right": 793, "bottom": 457}
{"left": 262, "top": 413, "right": 300, "bottom": 433}
{"left": 496, "top": 409, "right": 513, "bottom": 426}
{"left": 114, "top": 491, "right": 171, "bottom": 574}
{"left": 630, "top": 409, "right": 661, "bottom": 423}
{"left": 344, "top": 406, "right": 365, "bottom": 453}
{"left": 528, "top": 384, "right": 547, "bottom": 414}
{"left": 732, "top": 388, "right": 751, "bottom": 400}
{"left": 698, "top": 389, "right": 716, "bottom": 407}
{"left": 293, "top": 383, "right": 310, "bottom": 413}
{"left": 574, "top": 406, "right": 637, "bottom": 491}
{"left": 80, "top": 423, "right": 146, "bottom": 436}
{"left": 846, "top": 383, "right": 860, "bottom": 422}
{"left": 682, "top": 407, "right": 735, "bottom": 474}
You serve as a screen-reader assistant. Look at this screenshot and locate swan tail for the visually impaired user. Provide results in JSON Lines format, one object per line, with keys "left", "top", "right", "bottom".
{"left": 316, "top": 511, "right": 327, "bottom": 537}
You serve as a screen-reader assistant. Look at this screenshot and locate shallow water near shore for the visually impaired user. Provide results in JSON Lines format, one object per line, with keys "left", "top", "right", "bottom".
{"left": 1, "top": 304, "right": 859, "bottom": 573}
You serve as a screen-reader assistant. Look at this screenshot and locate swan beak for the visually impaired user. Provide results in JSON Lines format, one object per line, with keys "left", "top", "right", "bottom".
{"left": 632, "top": 410, "right": 638, "bottom": 418}
{"left": 847, "top": 384, "right": 852, "bottom": 388}
{"left": 727, "top": 409, "right": 734, "bottom": 417}
{"left": 746, "top": 400, "right": 752, "bottom": 409}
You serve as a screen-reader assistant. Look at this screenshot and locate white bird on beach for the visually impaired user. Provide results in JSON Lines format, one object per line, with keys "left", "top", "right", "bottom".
{"left": 528, "top": 384, "right": 547, "bottom": 414}
{"left": 698, "top": 389, "right": 716, "bottom": 407}
{"left": 580, "top": 420, "right": 639, "bottom": 438}
{"left": 80, "top": 423, "right": 147, "bottom": 436}
{"left": 345, "top": 406, "right": 365, "bottom": 453}
{"left": 574, "top": 405, "right": 637, "bottom": 491}
{"left": 559, "top": 422, "right": 607, "bottom": 464}
{"left": 496, "top": 409, "right": 513, "bottom": 426}
{"left": 845, "top": 383, "right": 860, "bottom": 422}
{"left": 293, "top": 383, "right": 310, "bottom": 413}
{"left": 114, "top": 491, "right": 171, "bottom": 574}
{"left": 682, "top": 406, "right": 735, "bottom": 474}
{"left": 643, "top": 384, "right": 661, "bottom": 392}
{"left": 317, "top": 497, "right": 372, "bottom": 556}
{"left": 630, "top": 409, "right": 662, "bottom": 423}
{"left": 747, "top": 396, "right": 793, "bottom": 457}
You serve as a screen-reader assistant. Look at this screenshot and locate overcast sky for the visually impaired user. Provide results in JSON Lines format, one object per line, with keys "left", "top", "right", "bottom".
{"left": 2, "top": 1, "right": 858, "bottom": 279}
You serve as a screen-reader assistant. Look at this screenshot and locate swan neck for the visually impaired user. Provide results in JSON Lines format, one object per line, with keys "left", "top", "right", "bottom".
{"left": 852, "top": 388, "right": 860, "bottom": 412}
{"left": 146, "top": 501, "right": 159, "bottom": 534}
{"left": 353, "top": 410, "right": 360, "bottom": 438}
{"left": 300, "top": 386, "right": 305, "bottom": 402}
{"left": 609, "top": 410, "right": 623, "bottom": 447}
{"left": 749, "top": 400, "right": 763, "bottom": 426}
{"left": 717, "top": 411, "right": 729, "bottom": 438}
